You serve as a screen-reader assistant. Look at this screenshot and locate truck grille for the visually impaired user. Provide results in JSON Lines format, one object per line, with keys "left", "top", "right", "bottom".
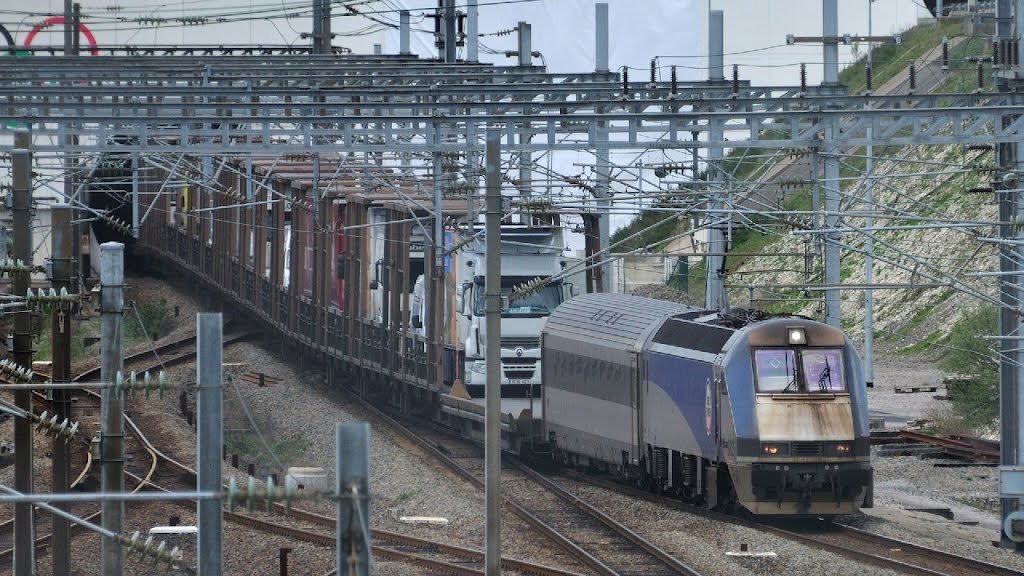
{"left": 504, "top": 369, "right": 535, "bottom": 380}
{"left": 501, "top": 337, "right": 540, "bottom": 349}
{"left": 502, "top": 357, "right": 537, "bottom": 366}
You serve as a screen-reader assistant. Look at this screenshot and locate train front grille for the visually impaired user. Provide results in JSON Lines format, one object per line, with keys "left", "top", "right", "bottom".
{"left": 791, "top": 441, "right": 824, "bottom": 457}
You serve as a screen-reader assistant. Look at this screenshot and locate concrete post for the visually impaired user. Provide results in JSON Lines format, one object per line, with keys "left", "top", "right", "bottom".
{"left": 400, "top": 10, "right": 410, "bottom": 55}
{"left": 50, "top": 204, "right": 74, "bottom": 576}
{"left": 823, "top": 0, "right": 839, "bottom": 84}
{"left": 197, "top": 314, "right": 224, "bottom": 575}
{"left": 595, "top": 3, "right": 609, "bottom": 73}
{"left": 336, "top": 423, "right": 370, "bottom": 576}
{"left": 467, "top": 0, "right": 478, "bottom": 62}
{"left": 444, "top": 0, "right": 457, "bottom": 63}
{"left": 100, "top": 242, "right": 125, "bottom": 576}
{"left": 709, "top": 10, "right": 724, "bottom": 82}
{"left": 517, "top": 21, "right": 531, "bottom": 66}
{"left": 484, "top": 127, "right": 503, "bottom": 574}
{"left": 12, "top": 144, "right": 34, "bottom": 576}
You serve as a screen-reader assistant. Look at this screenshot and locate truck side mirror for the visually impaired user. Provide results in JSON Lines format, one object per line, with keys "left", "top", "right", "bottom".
{"left": 457, "top": 282, "right": 472, "bottom": 317}
{"left": 336, "top": 255, "right": 346, "bottom": 279}
{"left": 369, "top": 259, "right": 383, "bottom": 290}
{"left": 411, "top": 315, "right": 422, "bottom": 329}
{"left": 563, "top": 282, "right": 574, "bottom": 299}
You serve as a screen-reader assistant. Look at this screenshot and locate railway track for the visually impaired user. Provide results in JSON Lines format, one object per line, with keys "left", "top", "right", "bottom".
{"left": 9, "top": 329, "right": 578, "bottom": 575}
{"left": 569, "top": 470, "right": 1022, "bottom": 576}
{"left": 345, "top": 391, "right": 703, "bottom": 576}
{"left": 768, "top": 521, "right": 1023, "bottom": 576}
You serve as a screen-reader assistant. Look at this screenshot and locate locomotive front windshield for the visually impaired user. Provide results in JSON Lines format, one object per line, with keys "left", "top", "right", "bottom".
{"left": 753, "top": 348, "right": 845, "bottom": 393}
{"left": 474, "top": 277, "right": 564, "bottom": 317}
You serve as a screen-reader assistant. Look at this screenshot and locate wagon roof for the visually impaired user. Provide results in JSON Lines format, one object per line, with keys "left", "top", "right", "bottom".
{"left": 543, "top": 292, "right": 702, "bottom": 352}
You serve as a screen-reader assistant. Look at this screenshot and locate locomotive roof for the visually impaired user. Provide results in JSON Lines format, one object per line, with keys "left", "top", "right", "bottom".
{"left": 543, "top": 293, "right": 704, "bottom": 352}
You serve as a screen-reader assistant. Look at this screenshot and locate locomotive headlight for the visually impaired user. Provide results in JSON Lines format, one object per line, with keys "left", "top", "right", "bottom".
{"left": 787, "top": 327, "right": 807, "bottom": 345}
{"left": 834, "top": 443, "right": 850, "bottom": 454}
{"left": 761, "top": 443, "right": 788, "bottom": 456}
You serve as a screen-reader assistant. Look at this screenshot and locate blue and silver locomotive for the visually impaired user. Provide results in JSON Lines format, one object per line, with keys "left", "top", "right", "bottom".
{"left": 542, "top": 293, "right": 873, "bottom": 517}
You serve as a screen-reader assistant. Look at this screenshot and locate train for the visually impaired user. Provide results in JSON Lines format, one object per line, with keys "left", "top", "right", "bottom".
{"left": 542, "top": 293, "right": 873, "bottom": 517}
{"left": 110, "top": 151, "right": 871, "bottom": 518}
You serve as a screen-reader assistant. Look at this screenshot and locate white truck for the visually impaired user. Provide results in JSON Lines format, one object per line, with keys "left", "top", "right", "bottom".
{"left": 432, "top": 225, "right": 572, "bottom": 434}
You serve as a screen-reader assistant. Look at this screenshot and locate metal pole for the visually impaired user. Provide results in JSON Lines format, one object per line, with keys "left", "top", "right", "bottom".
{"left": 72, "top": 4, "right": 80, "bottom": 55}
{"left": 484, "top": 126, "right": 502, "bottom": 575}
{"left": 131, "top": 152, "right": 140, "bottom": 237}
{"left": 864, "top": 0, "right": 875, "bottom": 388}
{"left": 336, "top": 423, "right": 370, "bottom": 576}
{"left": 595, "top": 3, "right": 609, "bottom": 74}
{"left": 822, "top": 0, "right": 839, "bottom": 84}
{"left": 1017, "top": 0, "right": 1024, "bottom": 70}
{"left": 50, "top": 204, "right": 73, "bottom": 576}
{"left": 709, "top": 10, "right": 724, "bottom": 82}
{"left": 594, "top": 3, "right": 611, "bottom": 292}
{"left": 64, "top": 0, "right": 73, "bottom": 55}
{"left": 997, "top": 0, "right": 1022, "bottom": 548}
{"left": 517, "top": 21, "right": 531, "bottom": 66}
{"left": 467, "top": 0, "right": 479, "bottom": 62}
{"left": 197, "top": 313, "right": 223, "bottom": 576}
{"left": 12, "top": 144, "right": 34, "bottom": 576}
{"left": 399, "top": 10, "right": 411, "bottom": 55}
{"left": 706, "top": 117, "right": 725, "bottom": 310}
{"left": 823, "top": 130, "right": 841, "bottom": 328}
{"left": 312, "top": 0, "right": 322, "bottom": 54}
{"left": 321, "top": 0, "right": 331, "bottom": 54}
{"left": 705, "top": 11, "right": 726, "bottom": 310}
{"left": 100, "top": 241, "right": 125, "bottom": 576}
{"left": 444, "top": 0, "right": 457, "bottom": 63}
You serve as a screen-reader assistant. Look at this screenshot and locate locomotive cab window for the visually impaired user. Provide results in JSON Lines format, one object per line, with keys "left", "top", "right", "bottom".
{"left": 753, "top": 348, "right": 845, "bottom": 393}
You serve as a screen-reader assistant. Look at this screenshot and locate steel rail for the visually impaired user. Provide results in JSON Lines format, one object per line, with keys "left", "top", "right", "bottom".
{"left": 100, "top": 334, "right": 583, "bottom": 575}
{"left": 342, "top": 389, "right": 701, "bottom": 576}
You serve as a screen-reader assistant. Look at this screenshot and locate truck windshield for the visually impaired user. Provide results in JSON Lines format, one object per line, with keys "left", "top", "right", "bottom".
{"left": 753, "top": 348, "right": 845, "bottom": 393}
{"left": 474, "top": 277, "right": 563, "bottom": 317}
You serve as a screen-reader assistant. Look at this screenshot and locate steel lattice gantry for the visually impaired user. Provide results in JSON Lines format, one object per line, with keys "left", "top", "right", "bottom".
{"left": 0, "top": 55, "right": 1020, "bottom": 153}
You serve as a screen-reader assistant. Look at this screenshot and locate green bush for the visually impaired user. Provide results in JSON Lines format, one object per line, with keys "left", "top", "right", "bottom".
{"left": 128, "top": 299, "right": 169, "bottom": 341}
{"left": 937, "top": 306, "right": 998, "bottom": 428}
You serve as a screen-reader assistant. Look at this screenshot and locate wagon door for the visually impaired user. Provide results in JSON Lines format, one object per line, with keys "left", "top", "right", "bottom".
{"left": 631, "top": 351, "right": 641, "bottom": 468}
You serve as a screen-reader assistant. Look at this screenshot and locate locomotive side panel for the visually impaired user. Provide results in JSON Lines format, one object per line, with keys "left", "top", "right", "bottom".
{"left": 543, "top": 332, "right": 639, "bottom": 468}
{"left": 641, "top": 351, "right": 716, "bottom": 460}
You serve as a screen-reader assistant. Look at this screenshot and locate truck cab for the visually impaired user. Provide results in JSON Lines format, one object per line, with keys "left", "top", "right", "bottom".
{"left": 454, "top": 225, "right": 569, "bottom": 419}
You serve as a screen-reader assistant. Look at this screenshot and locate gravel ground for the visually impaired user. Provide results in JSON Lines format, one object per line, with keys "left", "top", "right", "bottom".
{"left": 3, "top": 274, "right": 1023, "bottom": 575}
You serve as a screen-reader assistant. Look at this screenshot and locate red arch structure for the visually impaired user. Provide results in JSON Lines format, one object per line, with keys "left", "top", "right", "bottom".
{"left": 24, "top": 16, "right": 99, "bottom": 56}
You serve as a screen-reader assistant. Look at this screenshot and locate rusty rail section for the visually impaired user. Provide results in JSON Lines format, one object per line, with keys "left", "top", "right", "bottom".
{"left": 899, "top": 430, "right": 1000, "bottom": 462}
